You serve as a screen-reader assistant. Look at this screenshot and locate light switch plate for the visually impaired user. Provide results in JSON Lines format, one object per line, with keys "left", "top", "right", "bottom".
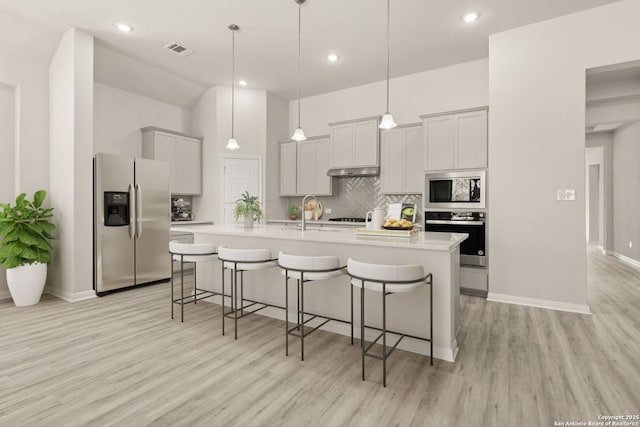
{"left": 325, "top": 208, "right": 332, "bottom": 214}
{"left": 556, "top": 189, "right": 576, "bottom": 201}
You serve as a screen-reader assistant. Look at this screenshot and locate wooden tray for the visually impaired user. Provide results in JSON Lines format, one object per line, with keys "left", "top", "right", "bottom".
{"left": 356, "top": 228, "right": 419, "bottom": 238}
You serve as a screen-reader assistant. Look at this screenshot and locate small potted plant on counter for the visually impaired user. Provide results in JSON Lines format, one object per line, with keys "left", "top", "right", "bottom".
{"left": 287, "top": 203, "right": 299, "bottom": 220}
{"left": 0, "top": 190, "right": 55, "bottom": 307}
{"left": 234, "top": 191, "right": 263, "bottom": 228}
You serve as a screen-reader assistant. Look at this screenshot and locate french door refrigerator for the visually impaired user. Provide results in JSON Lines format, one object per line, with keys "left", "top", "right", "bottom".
{"left": 94, "top": 153, "right": 170, "bottom": 295}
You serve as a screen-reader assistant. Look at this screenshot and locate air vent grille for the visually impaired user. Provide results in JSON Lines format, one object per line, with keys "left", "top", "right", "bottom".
{"left": 164, "top": 42, "right": 195, "bottom": 57}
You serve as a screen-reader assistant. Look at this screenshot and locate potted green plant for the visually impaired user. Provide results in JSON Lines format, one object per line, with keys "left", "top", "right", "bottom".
{"left": 287, "top": 203, "right": 299, "bottom": 220}
{"left": 233, "top": 191, "right": 263, "bottom": 228}
{"left": 0, "top": 190, "right": 55, "bottom": 307}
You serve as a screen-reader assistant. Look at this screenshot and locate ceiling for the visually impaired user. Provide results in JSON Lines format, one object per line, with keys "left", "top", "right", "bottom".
{"left": 0, "top": 0, "right": 621, "bottom": 102}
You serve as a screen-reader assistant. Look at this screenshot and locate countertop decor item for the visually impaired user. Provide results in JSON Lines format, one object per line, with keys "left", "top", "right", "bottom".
{"left": 288, "top": 203, "right": 299, "bottom": 220}
{"left": 0, "top": 190, "right": 55, "bottom": 306}
{"left": 234, "top": 191, "right": 263, "bottom": 228}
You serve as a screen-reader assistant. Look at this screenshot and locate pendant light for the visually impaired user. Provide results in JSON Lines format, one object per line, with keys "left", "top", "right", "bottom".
{"left": 379, "top": 0, "right": 397, "bottom": 130}
{"left": 291, "top": 0, "right": 307, "bottom": 142}
{"left": 226, "top": 24, "right": 240, "bottom": 150}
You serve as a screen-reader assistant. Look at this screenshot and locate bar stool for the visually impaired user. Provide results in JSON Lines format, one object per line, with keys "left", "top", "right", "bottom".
{"left": 217, "top": 246, "right": 278, "bottom": 339}
{"left": 169, "top": 240, "right": 218, "bottom": 322}
{"left": 278, "top": 252, "right": 349, "bottom": 361}
{"left": 347, "top": 258, "right": 433, "bottom": 387}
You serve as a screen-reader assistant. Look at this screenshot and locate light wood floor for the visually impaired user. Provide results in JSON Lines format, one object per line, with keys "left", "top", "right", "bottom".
{"left": 1, "top": 250, "right": 639, "bottom": 427}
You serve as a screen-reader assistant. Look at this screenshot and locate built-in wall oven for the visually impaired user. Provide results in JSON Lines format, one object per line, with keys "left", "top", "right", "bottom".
{"left": 425, "top": 170, "right": 486, "bottom": 210}
{"left": 425, "top": 211, "right": 486, "bottom": 267}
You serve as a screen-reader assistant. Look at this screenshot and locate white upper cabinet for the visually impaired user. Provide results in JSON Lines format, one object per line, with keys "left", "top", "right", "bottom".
{"left": 280, "top": 141, "right": 297, "bottom": 196}
{"left": 380, "top": 124, "right": 424, "bottom": 194}
{"left": 295, "top": 137, "right": 334, "bottom": 196}
{"left": 422, "top": 108, "right": 487, "bottom": 171}
{"left": 142, "top": 127, "right": 202, "bottom": 195}
{"left": 329, "top": 117, "right": 379, "bottom": 168}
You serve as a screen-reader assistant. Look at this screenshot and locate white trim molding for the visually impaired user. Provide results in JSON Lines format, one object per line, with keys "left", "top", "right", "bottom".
{"left": 610, "top": 251, "right": 640, "bottom": 269}
{"left": 48, "top": 288, "right": 97, "bottom": 302}
{"left": 487, "top": 292, "right": 591, "bottom": 315}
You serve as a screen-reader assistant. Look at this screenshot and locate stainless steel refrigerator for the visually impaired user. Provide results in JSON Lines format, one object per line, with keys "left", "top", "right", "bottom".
{"left": 94, "top": 153, "right": 170, "bottom": 295}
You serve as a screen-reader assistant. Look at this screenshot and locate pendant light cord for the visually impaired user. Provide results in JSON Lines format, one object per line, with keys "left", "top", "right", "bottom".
{"left": 386, "top": 0, "right": 390, "bottom": 113}
{"left": 231, "top": 27, "right": 236, "bottom": 138}
{"left": 297, "top": 0, "right": 302, "bottom": 128}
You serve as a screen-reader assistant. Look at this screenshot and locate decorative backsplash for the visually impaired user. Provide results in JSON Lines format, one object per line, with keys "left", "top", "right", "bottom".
{"left": 288, "top": 176, "right": 422, "bottom": 222}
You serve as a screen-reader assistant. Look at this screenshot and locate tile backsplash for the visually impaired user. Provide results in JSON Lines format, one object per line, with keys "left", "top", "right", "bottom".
{"left": 288, "top": 176, "right": 422, "bottom": 222}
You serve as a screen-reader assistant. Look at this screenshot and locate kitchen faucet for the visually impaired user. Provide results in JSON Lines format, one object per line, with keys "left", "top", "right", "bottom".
{"left": 301, "top": 194, "right": 317, "bottom": 231}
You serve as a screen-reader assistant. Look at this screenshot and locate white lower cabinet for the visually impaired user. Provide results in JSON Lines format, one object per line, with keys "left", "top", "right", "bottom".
{"left": 380, "top": 125, "right": 424, "bottom": 194}
{"left": 460, "top": 267, "right": 488, "bottom": 296}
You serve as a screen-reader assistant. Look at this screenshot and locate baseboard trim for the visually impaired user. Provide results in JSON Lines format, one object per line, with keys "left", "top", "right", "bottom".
{"left": 0, "top": 290, "right": 11, "bottom": 300}
{"left": 610, "top": 251, "right": 640, "bottom": 269}
{"left": 200, "top": 294, "right": 457, "bottom": 362}
{"left": 487, "top": 292, "right": 591, "bottom": 315}
{"left": 48, "top": 289, "right": 97, "bottom": 302}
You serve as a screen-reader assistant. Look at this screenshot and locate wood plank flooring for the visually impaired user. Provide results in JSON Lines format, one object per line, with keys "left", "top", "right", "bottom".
{"left": 1, "top": 249, "right": 638, "bottom": 426}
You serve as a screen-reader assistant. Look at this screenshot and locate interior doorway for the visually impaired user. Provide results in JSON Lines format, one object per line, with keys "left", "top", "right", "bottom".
{"left": 222, "top": 156, "right": 262, "bottom": 225}
{"left": 585, "top": 60, "right": 640, "bottom": 309}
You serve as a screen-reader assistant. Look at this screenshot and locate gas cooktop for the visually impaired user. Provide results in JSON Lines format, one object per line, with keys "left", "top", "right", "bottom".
{"left": 328, "top": 217, "right": 366, "bottom": 223}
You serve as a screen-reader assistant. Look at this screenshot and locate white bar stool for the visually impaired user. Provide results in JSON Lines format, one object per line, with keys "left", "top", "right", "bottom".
{"left": 217, "top": 246, "right": 278, "bottom": 339}
{"left": 347, "top": 258, "right": 433, "bottom": 387}
{"left": 278, "top": 252, "right": 349, "bottom": 361}
{"left": 169, "top": 240, "right": 218, "bottom": 322}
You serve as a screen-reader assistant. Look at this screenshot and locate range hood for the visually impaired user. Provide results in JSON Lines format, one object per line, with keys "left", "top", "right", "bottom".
{"left": 327, "top": 166, "right": 380, "bottom": 177}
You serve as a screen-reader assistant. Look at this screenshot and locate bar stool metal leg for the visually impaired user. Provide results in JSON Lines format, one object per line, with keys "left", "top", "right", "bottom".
{"left": 382, "top": 282, "right": 387, "bottom": 387}
{"left": 350, "top": 284, "right": 354, "bottom": 345}
{"left": 241, "top": 271, "right": 244, "bottom": 316}
{"left": 180, "top": 255, "right": 185, "bottom": 323}
{"left": 361, "top": 285, "right": 365, "bottom": 381}
{"left": 221, "top": 263, "right": 226, "bottom": 335}
{"left": 170, "top": 254, "right": 174, "bottom": 320}
{"left": 430, "top": 276, "right": 433, "bottom": 365}
{"left": 300, "top": 271, "right": 305, "bottom": 361}
{"left": 285, "top": 272, "right": 289, "bottom": 356}
{"left": 193, "top": 263, "right": 197, "bottom": 304}
{"left": 234, "top": 265, "right": 239, "bottom": 340}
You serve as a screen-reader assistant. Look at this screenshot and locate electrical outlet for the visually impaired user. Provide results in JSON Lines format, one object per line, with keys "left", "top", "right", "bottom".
{"left": 556, "top": 189, "right": 576, "bottom": 201}
{"left": 630, "top": 241, "right": 633, "bottom": 249}
{"left": 325, "top": 208, "right": 332, "bottom": 214}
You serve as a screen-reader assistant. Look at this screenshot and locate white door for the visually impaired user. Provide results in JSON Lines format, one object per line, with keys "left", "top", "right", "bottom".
{"left": 223, "top": 157, "right": 261, "bottom": 225}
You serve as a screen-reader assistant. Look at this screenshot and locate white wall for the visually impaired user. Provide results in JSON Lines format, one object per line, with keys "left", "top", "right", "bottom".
{"left": 289, "top": 59, "right": 488, "bottom": 136}
{"left": 0, "top": 52, "right": 49, "bottom": 300}
{"left": 586, "top": 133, "right": 613, "bottom": 252}
{"left": 191, "top": 87, "right": 269, "bottom": 224}
{"left": 265, "top": 93, "right": 290, "bottom": 220}
{"left": 93, "top": 82, "right": 192, "bottom": 158}
{"left": 612, "top": 121, "right": 640, "bottom": 261}
{"left": 49, "top": 28, "right": 94, "bottom": 301}
{"left": 488, "top": 0, "right": 640, "bottom": 311}
{"left": 585, "top": 146, "right": 603, "bottom": 244}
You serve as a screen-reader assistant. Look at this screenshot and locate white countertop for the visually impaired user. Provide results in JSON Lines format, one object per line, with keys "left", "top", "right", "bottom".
{"left": 268, "top": 219, "right": 362, "bottom": 227}
{"left": 170, "top": 220, "right": 214, "bottom": 226}
{"left": 170, "top": 223, "right": 466, "bottom": 252}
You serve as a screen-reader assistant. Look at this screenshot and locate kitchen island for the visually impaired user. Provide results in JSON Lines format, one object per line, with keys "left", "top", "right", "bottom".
{"left": 170, "top": 223, "right": 467, "bottom": 362}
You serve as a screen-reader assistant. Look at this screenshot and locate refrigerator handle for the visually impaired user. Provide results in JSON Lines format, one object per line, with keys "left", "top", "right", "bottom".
{"left": 135, "top": 183, "right": 142, "bottom": 239}
{"left": 128, "top": 183, "right": 136, "bottom": 240}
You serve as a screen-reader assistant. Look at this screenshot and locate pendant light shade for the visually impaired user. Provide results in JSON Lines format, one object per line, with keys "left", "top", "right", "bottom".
{"left": 379, "top": 0, "right": 397, "bottom": 130}
{"left": 291, "top": 127, "right": 306, "bottom": 142}
{"left": 226, "top": 24, "right": 240, "bottom": 150}
{"left": 291, "top": 0, "right": 307, "bottom": 142}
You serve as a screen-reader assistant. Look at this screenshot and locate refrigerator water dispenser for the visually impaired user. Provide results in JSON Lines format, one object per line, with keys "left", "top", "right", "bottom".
{"left": 104, "top": 192, "right": 129, "bottom": 226}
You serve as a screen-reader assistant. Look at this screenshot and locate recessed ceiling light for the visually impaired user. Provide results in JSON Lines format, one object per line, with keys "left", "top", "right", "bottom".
{"left": 115, "top": 22, "right": 133, "bottom": 32}
{"left": 238, "top": 80, "right": 248, "bottom": 86}
{"left": 461, "top": 11, "right": 480, "bottom": 23}
{"left": 327, "top": 53, "right": 340, "bottom": 62}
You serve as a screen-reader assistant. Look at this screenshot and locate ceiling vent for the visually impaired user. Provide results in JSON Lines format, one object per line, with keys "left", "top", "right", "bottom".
{"left": 164, "top": 42, "right": 195, "bottom": 57}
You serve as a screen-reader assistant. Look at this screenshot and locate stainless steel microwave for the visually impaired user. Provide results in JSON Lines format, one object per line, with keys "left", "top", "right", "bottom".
{"left": 425, "top": 170, "right": 486, "bottom": 210}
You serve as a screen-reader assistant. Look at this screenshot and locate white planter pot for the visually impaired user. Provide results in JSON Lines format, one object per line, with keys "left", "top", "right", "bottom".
{"left": 6, "top": 263, "right": 47, "bottom": 307}
{"left": 243, "top": 213, "right": 254, "bottom": 229}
